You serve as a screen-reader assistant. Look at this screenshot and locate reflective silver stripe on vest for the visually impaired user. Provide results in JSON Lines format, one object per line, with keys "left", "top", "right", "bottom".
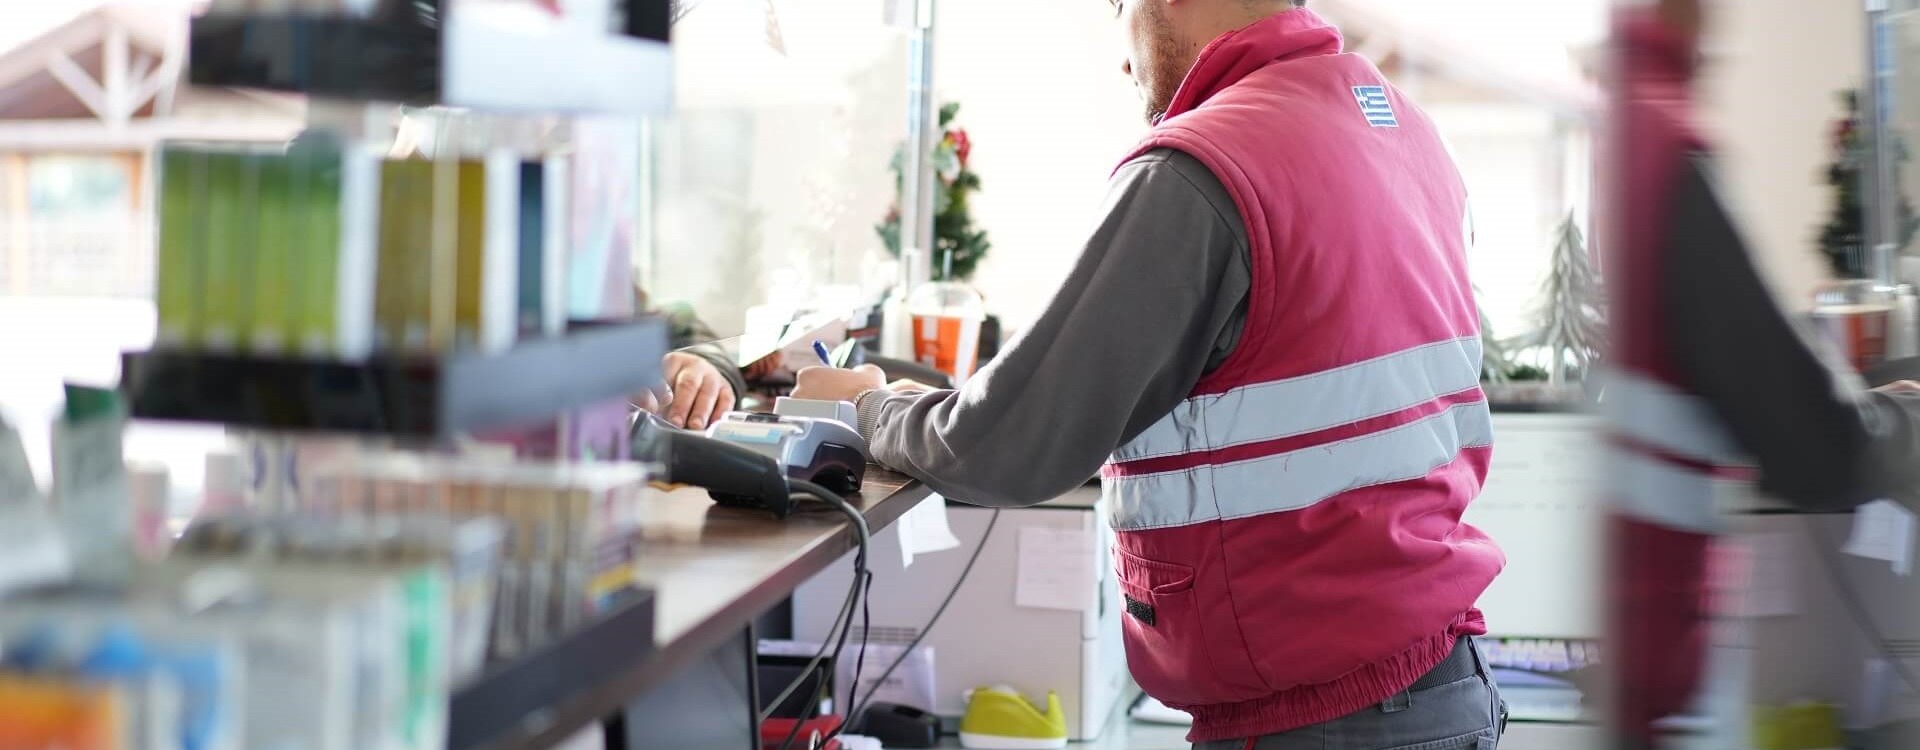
{"left": 1104, "top": 401, "right": 1493, "bottom": 531}
{"left": 1603, "top": 370, "right": 1745, "bottom": 466}
{"left": 1113, "top": 336, "right": 1484, "bottom": 462}
{"left": 1602, "top": 369, "right": 1746, "bottom": 534}
{"left": 1608, "top": 447, "right": 1727, "bottom": 534}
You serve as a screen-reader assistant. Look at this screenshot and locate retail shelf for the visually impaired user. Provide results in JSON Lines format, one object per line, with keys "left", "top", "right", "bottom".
{"left": 188, "top": 4, "right": 671, "bottom": 115}
{"left": 449, "top": 587, "right": 656, "bottom": 750}
{"left": 120, "top": 318, "right": 665, "bottom": 438}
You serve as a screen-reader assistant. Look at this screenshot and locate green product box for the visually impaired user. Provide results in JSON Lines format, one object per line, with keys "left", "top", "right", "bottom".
{"left": 253, "top": 152, "right": 294, "bottom": 354}
{"left": 155, "top": 145, "right": 208, "bottom": 347}
{"left": 201, "top": 151, "right": 253, "bottom": 350}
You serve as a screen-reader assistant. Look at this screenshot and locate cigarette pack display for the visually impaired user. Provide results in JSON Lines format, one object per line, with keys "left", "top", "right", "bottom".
{"left": 453, "top": 154, "right": 521, "bottom": 353}
{"left": 156, "top": 146, "right": 209, "bottom": 348}
{"left": 0, "top": 610, "right": 245, "bottom": 750}
{"left": 0, "top": 504, "right": 71, "bottom": 597}
{"left": 51, "top": 386, "right": 132, "bottom": 584}
{"left": 377, "top": 158, "right": 431, "bottom": 352}
{"left": 134, "top": 554, "right": 456, "bottom": 750}
{"left": 455, "top": 159, "right": 485, "bottom": 351}
{"left": 516, "top": 161, "right": 545, "bottom": 336}
{"left": 299, "top": 456, "right": 648, "bottom": 658}
{"left": 252, "top": 150, "right": 296, "bottom": 354}
{"left": 0, "top": 591, "right": 324, "bottom": 750}
{"left": 199, "top": 151, "right": 247, "bottom": 350}
{"left": 320, "top": 143, "right": 379, "bottom": 359}
{"left": 429, "top": 157, "right": 460, "bottom": 352}
{"left": 175, "top": 512, "right": 503, "bottom": 688}
{"left": 541, "top": 157, "right": 569, "bottom": 336}
{"left": 481, "top": 152, "right": 521, "bottom": 353}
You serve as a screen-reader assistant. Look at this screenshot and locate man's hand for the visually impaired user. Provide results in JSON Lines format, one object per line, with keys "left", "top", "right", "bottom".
{"left": 642, "top": 352, "right": 737, "bottom": 430}
{"left": 1875, "top": 380, "right": 1920, "bottom": 394}
{"left": 793, "top": 364, "right": 888, "bottom": 403}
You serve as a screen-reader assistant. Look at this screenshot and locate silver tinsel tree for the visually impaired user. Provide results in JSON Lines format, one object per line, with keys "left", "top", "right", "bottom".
{"left": 1475, "top": 286, "right": 1516, "bottom": 384}
{"left": 1504, "top": 213, "right": 1606, "bottom": 384}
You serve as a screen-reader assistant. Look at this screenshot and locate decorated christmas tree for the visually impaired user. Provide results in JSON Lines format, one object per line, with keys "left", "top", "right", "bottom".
{"left": 878, "top": 102, "right": 991, "bottom": 282}
{"left": 1504, "top": 214, "right": 1606, "bottom": 384}
{"left": 1818, "top": 89, "right": 1919, "bottom": 278}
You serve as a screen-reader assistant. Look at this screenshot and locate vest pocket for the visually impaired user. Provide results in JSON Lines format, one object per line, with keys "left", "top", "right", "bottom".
{"left": 1115, "top": 547, "right": 1256, "bottom": 707}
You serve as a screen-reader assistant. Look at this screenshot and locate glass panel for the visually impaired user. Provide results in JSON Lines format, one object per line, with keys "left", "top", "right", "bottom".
{"left": 639, "top": 0, "right": 909, "bottom": 338}
{"left": 1891, "top": 8, "right": 1920, "bottom": 258}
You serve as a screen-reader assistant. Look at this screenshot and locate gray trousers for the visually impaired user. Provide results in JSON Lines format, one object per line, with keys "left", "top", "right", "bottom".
{"left": 1195, "top": 639, "right": 1509, "bottom": 750}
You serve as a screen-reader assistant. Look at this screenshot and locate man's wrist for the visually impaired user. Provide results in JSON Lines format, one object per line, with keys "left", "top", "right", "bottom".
{"left": 854, "top": 389, "right": 894, "bottom": 443}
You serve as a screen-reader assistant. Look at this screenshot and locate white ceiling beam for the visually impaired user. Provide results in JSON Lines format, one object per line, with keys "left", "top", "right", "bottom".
{"left": 126, "top": 52, "right": 155, "bottom": 95}
{"left": 152, "top": 14, "right": 186, "bottom": 116}
{"left": 45, "top": 50, "right": 110, "bottom": 122}
{"left": 0, "top": 118, "right": 303, "bottom": 151}
{"left": 126, "top": 50, "right": 174, "bottom": 116}
{"left": 0, "top": 12, "right": 105, "bottom": 94}
{"left": 103, "top": 22, "right": 130, "bottom": 127}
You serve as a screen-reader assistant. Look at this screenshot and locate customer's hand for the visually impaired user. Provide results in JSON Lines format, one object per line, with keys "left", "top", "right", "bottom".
{"left": 1875, "top": 380, "right": 1920, "bottom": 394}
{"left": 648, "top": 352, "right": 737, "bottom": 430}
{"left": 793, "top": 364, "right": 888, "bottom": 403}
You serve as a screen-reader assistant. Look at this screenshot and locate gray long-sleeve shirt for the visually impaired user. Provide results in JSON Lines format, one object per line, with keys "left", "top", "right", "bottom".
{"left": 854, "top": 148, "right": 1250, "bottom": 506}
{"left": 856, "top": 145, "right": 1920, "bottom": 511}
{"left": 1665, "top": 155, "right": 1920, "bottom": 511}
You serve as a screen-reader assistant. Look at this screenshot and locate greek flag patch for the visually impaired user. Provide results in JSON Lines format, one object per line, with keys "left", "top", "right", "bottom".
{"left": 1352, "top": 85, "right": 1398, "bottom": 128}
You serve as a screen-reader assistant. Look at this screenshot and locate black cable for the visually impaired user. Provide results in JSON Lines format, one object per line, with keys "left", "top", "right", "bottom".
{"left": 758, "top": 489, "right": 870, "bottom": 718}
{"left": 778, "top": 479, "right": 872, "bottom": 750}
{"left": 830, "top": 507, "right": 1001, "bottom": 743}
{"left": 850, "top": 560, "right": 874, "bottom": 730}
{"left": 758, "top": 556, "right": 860, "bottom": 721}
{"left": 1802, "top": 518, "right": 1920, "bottom": 695}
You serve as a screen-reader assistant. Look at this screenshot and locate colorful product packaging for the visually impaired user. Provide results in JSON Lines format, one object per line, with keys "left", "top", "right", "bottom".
{"left": 155, "top": 145, "right": 209, "bottom": 348}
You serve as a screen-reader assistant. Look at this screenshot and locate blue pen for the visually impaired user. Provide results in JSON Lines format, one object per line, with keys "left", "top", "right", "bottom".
{"left": 812, "top": 340, "right": 834, "bottom": 366}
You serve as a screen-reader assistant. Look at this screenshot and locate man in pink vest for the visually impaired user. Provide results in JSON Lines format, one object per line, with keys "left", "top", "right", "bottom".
{"left": 796, "top": 1, "right": 1507, "bottom": 746}
{"left": 1607, "top": 1, "right": 1920, "bottom": 746}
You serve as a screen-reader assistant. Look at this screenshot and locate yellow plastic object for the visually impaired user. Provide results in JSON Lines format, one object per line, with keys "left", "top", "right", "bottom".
{"left": 1750, "top": 702, "right": 1845, "bottom": 750}
{"left": 957, "top": 685, "right": 1069, "bottom": 750}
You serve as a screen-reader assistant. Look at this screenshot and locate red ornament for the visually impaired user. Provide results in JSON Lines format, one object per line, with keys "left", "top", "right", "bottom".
{"left": 951, "top": 129, "right": 972, "bottom": 167}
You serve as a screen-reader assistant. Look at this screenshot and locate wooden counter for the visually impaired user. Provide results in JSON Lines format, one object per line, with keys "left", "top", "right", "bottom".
{"left": 460, "top": 468, "right": 930, "bottom": 750}
{"left": 632, "top": 468, "right": 928, "bottom": 679}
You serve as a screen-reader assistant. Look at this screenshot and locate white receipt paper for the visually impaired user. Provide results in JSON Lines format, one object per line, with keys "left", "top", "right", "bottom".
{"left": 1016, "top": 525, "right": 1095, "bottom": 612}
{"left": 1844, "top": 499, "right": 1915, "bottom": 576}
{"left": 897, "top": 493, "right": 962, "bottom": 568}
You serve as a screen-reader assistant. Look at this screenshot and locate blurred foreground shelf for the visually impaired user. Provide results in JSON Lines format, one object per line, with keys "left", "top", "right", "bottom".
{"left": 449, "top": 587, "right": 656, "bottom": 750}
{"left": 188, "top": 5, "right": 671, "bottom": 115}
{"left": 121, "top": 318, "right": 665, "bottom": 438}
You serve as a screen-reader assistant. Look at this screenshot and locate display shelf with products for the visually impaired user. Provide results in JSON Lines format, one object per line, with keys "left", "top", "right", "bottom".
{"left": 120, "top": 318, "right": 666, "bottom": 439}
{"left": 189, "top": 1, "right": 673, "bottom": 115}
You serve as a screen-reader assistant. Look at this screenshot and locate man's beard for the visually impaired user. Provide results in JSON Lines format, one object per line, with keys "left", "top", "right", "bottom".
{"left": 1139, "top": 9, "right": 1183, "bottom": 125}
